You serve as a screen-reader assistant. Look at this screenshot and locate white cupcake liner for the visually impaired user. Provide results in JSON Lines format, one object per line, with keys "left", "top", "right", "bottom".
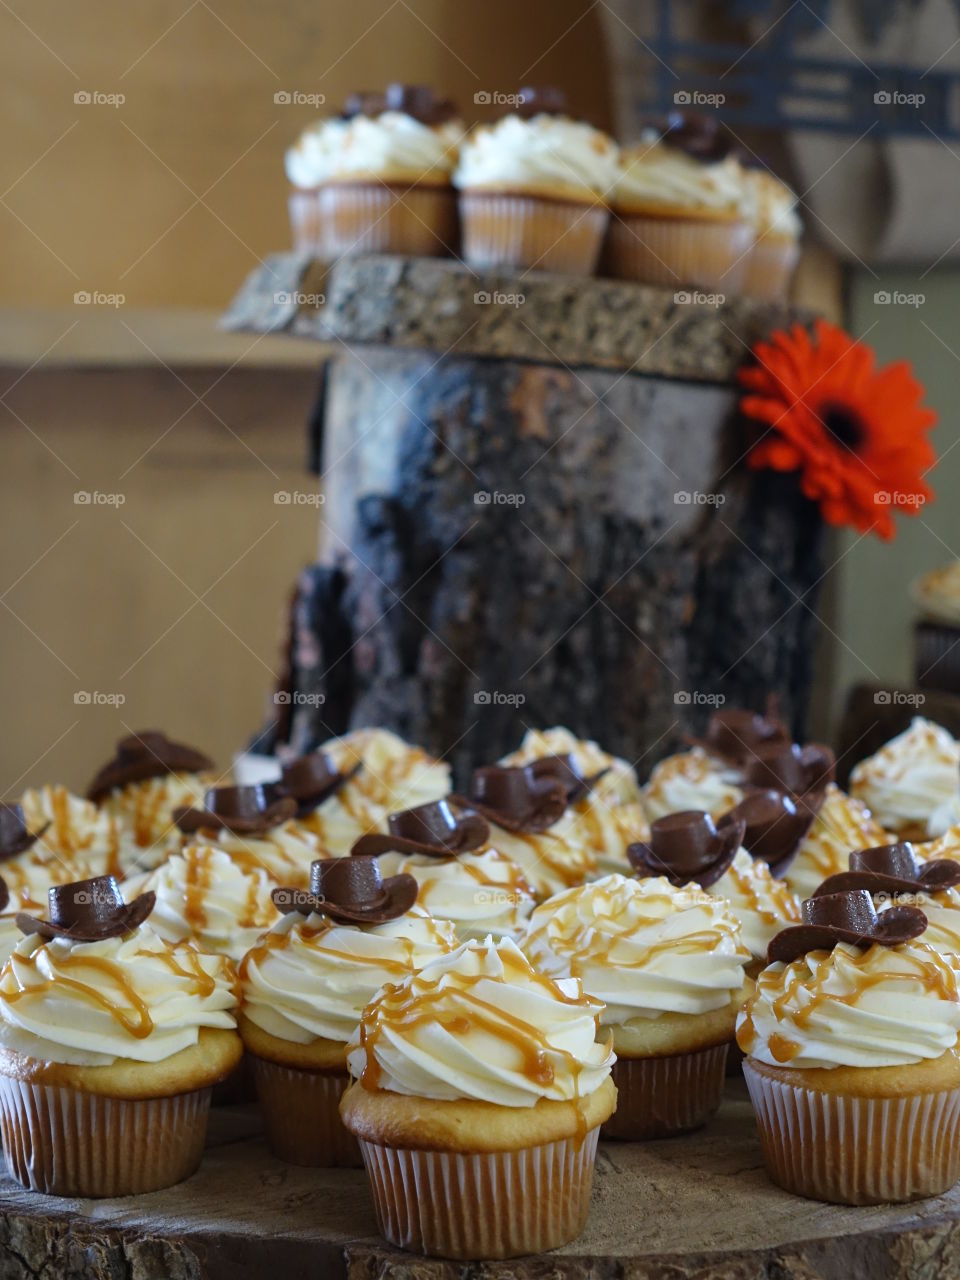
{"left": 288, "top": 190, "right": 322, "bottom": 254}
{"left": 319, "top": 183, "right": 457, "bottom": 258}
{"left": 250, "top": 1056, "right": 361, "bottom": 1167}
{"left": 743, "top": 1059, "right": 960, "bottom": 1204}
{"left": 459, "top": 192, "right": 609, "bottom": 275}
{"left": 357, "top": 1127, "right": 600, "bottom": 1259}
{"left": 0, "top": 1077, "right": 211, "bottom": 1197}
{"left": 603, "top": 1042, "right": 728, "bottom": 1139}
{"left": 606, "top": 212, "right": 754, "bottom": 291}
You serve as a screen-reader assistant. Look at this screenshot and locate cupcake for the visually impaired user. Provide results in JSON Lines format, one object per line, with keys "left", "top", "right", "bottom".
{"left": 741, "top": 167, "right": 802, "bottom": 300}
{"left": 849, "top": 717, "right": 960, "bottom": 840}
{"left": 284, "top": 114, "right": 350, "bottom": 253}
{"left": 739, "top": 889, "right": 960, "bottom": 1204}
{"left": 913, "top": 561, "right": 960, "bottom": 694}
{"left": 454, "top": 88, "right": 617, "bottom": 275}
{"left": 174, "top": 783, "right": 323, "bottom": 886}
{"left": 353, "top": 800, "right": 535, "bottom": 940}
{"left": 0, "top": 875, "right": 240, "bottom": 1196}
{"left": 87, "top": 730, "right": 214, "bottom": 875}
{"left": 320, "top": 84, "right": 463, "bottom": 259}
{"left": 785, "top": 782, "right": 890, "bottom": 900}
{"left": 239, "top": 856, "right": 456, "bottom": 1167}
{"left": 134, "top": 843, "right": 279, "bottom": 962}
{"left": 523, "top": 872, "right": 748, "bottom": 1139}
{"left": 628, "top": 809, "right": 801, "bottom": 971}
{"left": 340, "top": 935, "right": 616, "bottom": 1259}
{"left": 608, "top": 115, "right": 753, "bottom": 290}
{"left": 296, "top": 730, "right": 452, "bottom": 852}
{"left": 452, "top": 764, "right": 595, "bottom": 896}
{"left": 814, "top": 840, "right": 960, "bottom": 964}
{"left": 501, "top": 725, "right": 642, "bottom": 805}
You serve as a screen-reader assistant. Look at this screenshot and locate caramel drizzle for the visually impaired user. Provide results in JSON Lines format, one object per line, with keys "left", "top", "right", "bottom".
{"left": 797, "top": 786, "right": 887, "bottom": 877}
{"left": 237, "top": 916, "right": 453, "bottom": 984}
{"left": 723, "top": 860, "right": 800, "bottom": 925}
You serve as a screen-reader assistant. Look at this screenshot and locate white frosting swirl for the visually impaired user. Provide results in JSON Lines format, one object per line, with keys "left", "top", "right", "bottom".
{"left": 328, "top": 112, "right": 464, "bottom": 182}
{"left": 285, "top": 117, "right": 350, "bottom": 188}
{"left": 912, "top": 561, "right": 960, "bottom": 627}
{"left": 20, "top": 785, "right": 119, "bottom": 872}
{"left": 850, "top": 718, "right": 960, "bottom": 838}
{"left": 205, "top": 820, "right": 324, "bottom": 887}
{"left": 0, "top": 925, "right": 237, "bottom": 1066}
{"left": 346, "top": 935, "right": 613, "bottom": 1105}
{"left": 878, "top": 887, "right": 960, "bottom": 961}
{"left": 501, "top": 726, "right": 642, "bottom": 805}
{"left": 481, "top": 820, "right": 596, "bottom": 898}
{"left": 240, "top": 905, "right": 456, "bottom": 1044}
{"left": 741, "top": 168, "right": 802, "bottom": 239}
{"left": 615, "top": 141, "right": 746, "bottom": 214}
{"left": 738, "top": 940, "right": 960, "bottom": 1069}
{"left": 454, "top": 115, "right": 619, "bottom": 198}
{"left": 523, "top": 874, "right": 748, "bottom": 1026}
{"left": 104, "top": 772, "right": 210, "bottom": 875}
{"left": 641, "top": 748, "right": 743, "bottom": 821}
{"left": 140, "top": 844, "right": 278, "bottom": 962}
{"left": 785, "top": 783, "right": 890, "bottom": 901}
{"left": 375, "top": 849, "right": 535, "bottom": 940}
{"left": 709, "top": 849, "right": 801, "bottom": 962}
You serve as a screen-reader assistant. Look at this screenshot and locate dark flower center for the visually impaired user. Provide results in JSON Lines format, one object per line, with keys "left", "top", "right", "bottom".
{"left": 819, "top": 400, "right": 865, "bottom": 450}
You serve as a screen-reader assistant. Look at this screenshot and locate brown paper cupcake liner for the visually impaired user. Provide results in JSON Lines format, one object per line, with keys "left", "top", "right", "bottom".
{"left": 743, "top": 235, "right": 801, "bottom": 301}
{"left": 916, "top": 621, "right": 960, "bottom": 695}
{"left": 602, "top": 1042, "right": 728, "bottom": 1139}
{"left": 288, "top": 190, "right": 323, "bottom": 255}
{"left": 0, "top": 1077, "right": 211, "bottom": 1197}
{"left": 357, "top": 1127, "right": 600, "bottom": 1259}
{"left": 459, "top": 191, "right": 609, "bottom": 275}
{"left": 319, "top": 183, "right": 457, "bottom": 259}
{"left": 743, "top": 1059, "right": 960, "bottom": 1204}
{"left": 606, "top": 212, "right": 754, "bottom": 291}
{"left": 250, "top": 1056, "right": 361, "bottom": 1167}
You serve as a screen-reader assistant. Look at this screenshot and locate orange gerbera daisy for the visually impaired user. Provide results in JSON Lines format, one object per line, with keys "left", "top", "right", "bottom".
{"left": 739, "top": 319, "right": 937, "bottom": 540}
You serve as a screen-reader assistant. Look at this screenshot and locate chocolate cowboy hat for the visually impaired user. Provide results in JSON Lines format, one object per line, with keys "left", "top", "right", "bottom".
{"left": 173, "top": 784, "right": 296, "bottom": 836}
{"left": 743, "top": 742, "right": 835, "bottom": 810}
{"left": 383, "top": 83, "right": 457, "bottom": 125}
{"left": 271, "top": 855, "right": 418, "bottom": 925}
{"left": 687, "top": 702, "right": 789, "bottom": 765}
{"left": 767, "top": 889, "right": 927, "bottom": 966}
{"left": 813, "top": 842, "right": 960, "bottom": 899}
{"left": 278, "top": 751, "right": 362, "bottom": 817}
{"left": 526, "top": 754, "right": 609, "bottom": 807}
{"left": 86, "top": 730, "right": 212, "bottom": 803}
{"left": 350, "top": 799, "right": 489, "bottom": 858}
{"left": 515, "top": 86, "right": 567, "bottom": 118}
{"left": 0, "top": 877, "right": 8, "bottom": 914}
{"left": 16, "top": 875, "right": 155, "bottom": 942}
{"left": 729, "top": 789, "right": 816, "bottom": 879}
{"left": 627, "top": 808, "right": 746, "bottom": 889}
{"left": 451, "top": 765, "right": 567, "bottom": 834}
{"left": 0, "top": 803, "right": 47, "bottom": 861}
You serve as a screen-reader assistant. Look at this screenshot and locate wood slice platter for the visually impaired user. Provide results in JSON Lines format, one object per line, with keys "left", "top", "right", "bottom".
{"left": 2, "top": 1080, "right": 958, "bottom": 1279}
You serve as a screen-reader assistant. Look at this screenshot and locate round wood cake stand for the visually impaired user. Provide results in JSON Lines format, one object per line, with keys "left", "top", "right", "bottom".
{"left": 0, "top": 1080, "right": 956, "bottom": 1279}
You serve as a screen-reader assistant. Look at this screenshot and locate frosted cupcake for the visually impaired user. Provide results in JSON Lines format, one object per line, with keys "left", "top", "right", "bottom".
{"left": 524, "top": 873, "right": 746, "bottom": 1139}
{"left": 609, "top": 116, "right": 753, "bottom": 290}
{"left": 452, "top": 764, "right": 595, "bottom": 896}
{"left": 239, "top": 856, "right": 455, "bottom": 1166}
{"left": 285, "top": 114, "right": 350, "bottom": 253}
{"left": 0, "top": 875, "right": 240, "bottom": 1196}
{"left": 784, "top": 782, "right": 889, "bottom": 900}
{"left": 849, "top": 717, "right": 960, "bottom": 840}
{"left": 341, "top": 935, "right": 616, "bottom": 1259}
{"left": 814, "top": 841, "right": 960, "bottom": 964}
{"left": 741, "top": 167, "right": 802, "bottom": 300}
{"left": 501, "top": 725, "right": 642, "bottom": 805}
{"left": 354, "top": 800, "right": 535, "bottom": 940}
{"left": 739, "top": 889, "right": 960, "bottom": 1204}
{"left": 298, "top": 729, "right": 451, "bottom": 852}
{"left": 320, "top": 84, "right": 463, "bottom": 258}
{"left": 87, "top": 730, "right": 214, "bottom": 875}
{"left": 135, "top": 844, "right": 279, "bottom": 962}
{"left": 174, "top": 784, "right": 322, "bottom": 886}
{"left": 455, "top": 88, "right": 617, "bottom": 275}
{"left": 628, "top": 809, "right": 801, "bottom": 969}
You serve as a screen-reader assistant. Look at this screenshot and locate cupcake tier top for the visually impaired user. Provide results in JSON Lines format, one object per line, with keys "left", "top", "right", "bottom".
{"left": 239, "top": 904, "right": 457, "bottom": 1045}
{"left": 346, "top": 934, "right": 614, "bottom": 1105}
{"left": 738, "top": 939, "right": 960, "bottom": 1069}
{"left": 849, "top": 716, "right": 960, "bottom": 837}
{"left": 0, "top": 925, "right": 236, "bottom": 1066}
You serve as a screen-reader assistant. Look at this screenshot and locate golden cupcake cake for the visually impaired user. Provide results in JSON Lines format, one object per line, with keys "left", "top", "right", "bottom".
{"left": 239, "top": 856, "right": 456, "bottom": 1167}
{"left": 87, "top": 730, "right": 214, "bottom": 875}
{"left": 849, "top": 717, "right": 960, "bottom": 840}
{"left": 523, "top": 871, "right": 748, "bottom": 1139}
{"left": 353, "top": 800, "right": 535, "bottom": 940}
{"left": 340, "top": 935, "right": 616, "bottom": 1259}
{"left": 0, "top": 875, "right": 240, "bottom": 1196}
{"left": 454, "top": 87, "right": 617, "bottom": 275}
{"left": 452, "top": 764, "right": 595, "bottom": 896}
{"left": 739, "top": 889, "right": 960, "bottom": 1204}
